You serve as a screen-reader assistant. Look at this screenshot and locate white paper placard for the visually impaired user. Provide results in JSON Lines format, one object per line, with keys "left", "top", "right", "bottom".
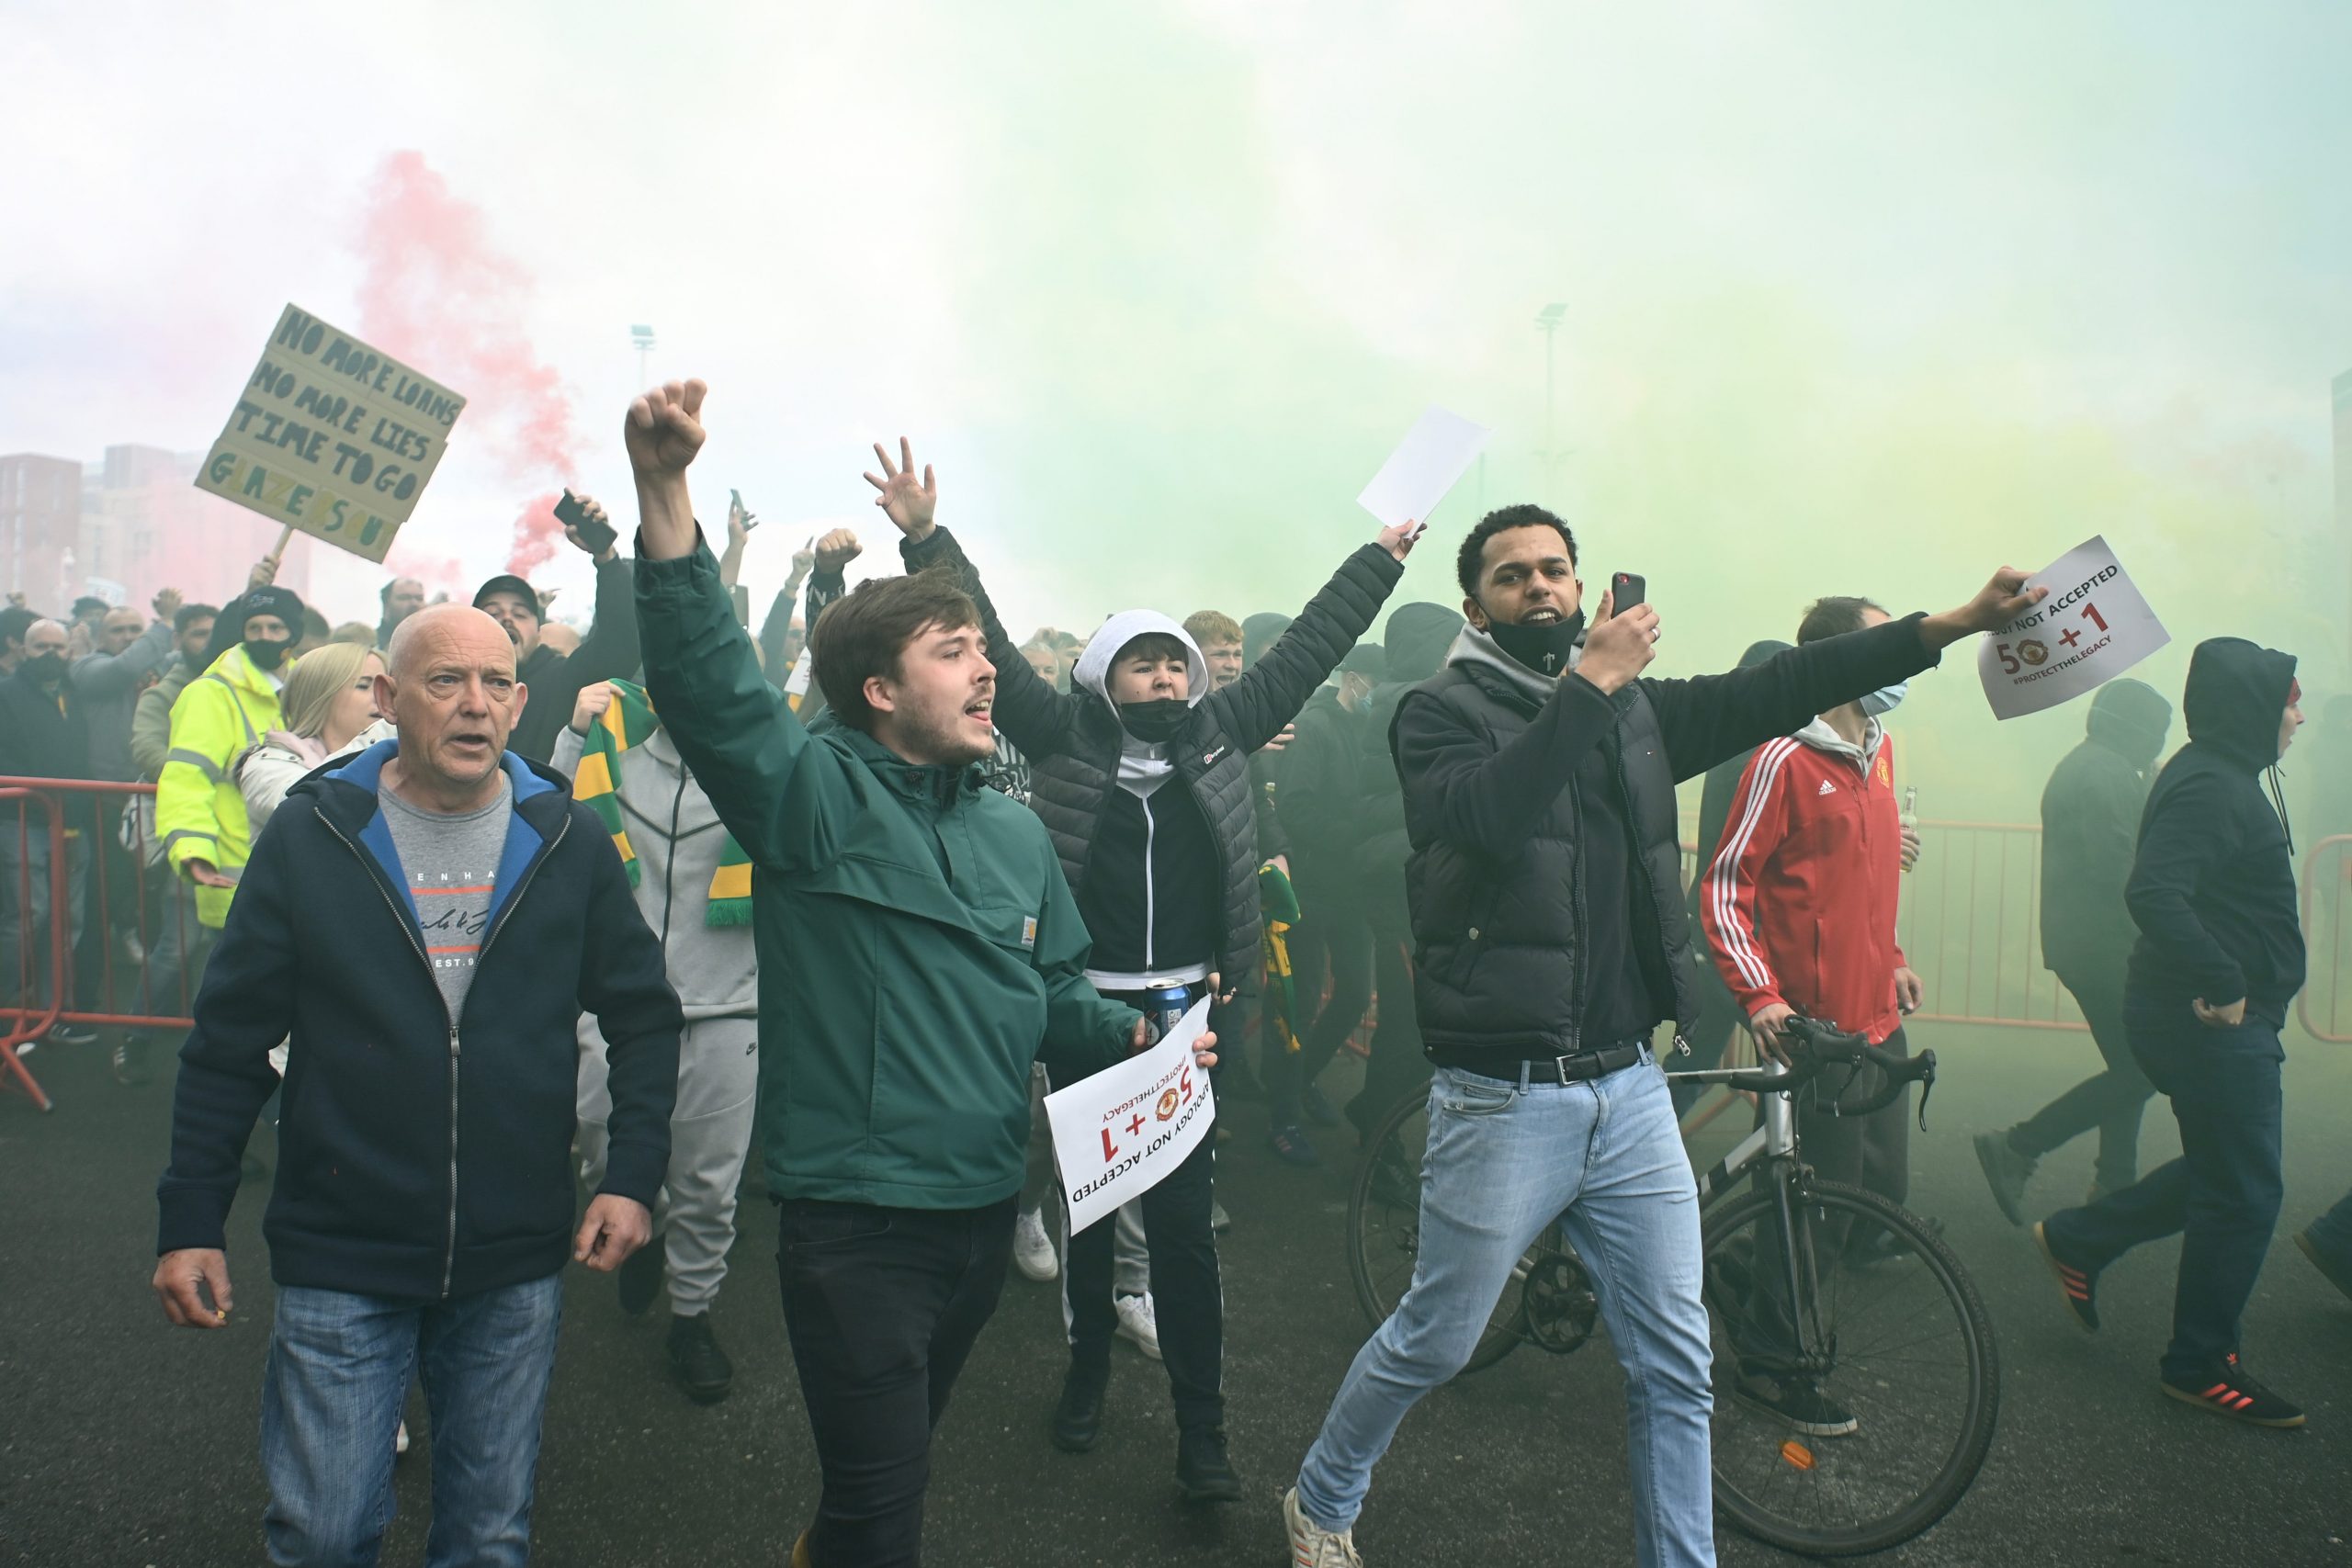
{"left": 1356, "top": 405, "right": 1492, "bottom": 533}
{"left": 1975, "top": 535, "right": 2169, "bottom": 720}
{"left": 1045, "top": 998, "right": 1216, "bottom": 1234}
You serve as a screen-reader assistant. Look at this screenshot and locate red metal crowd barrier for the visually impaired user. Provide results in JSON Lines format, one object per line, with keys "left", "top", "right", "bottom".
{"left": 2297, "top": 834, "right": 2352, "bottom": 1043}
{"left": 2, "top": 776, "right": 203, "bottom": 1112}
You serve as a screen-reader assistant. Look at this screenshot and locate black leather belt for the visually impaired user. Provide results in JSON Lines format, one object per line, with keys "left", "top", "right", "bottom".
{"left": 1430, "top": 1042, "right": 1647, "bottom": 1086}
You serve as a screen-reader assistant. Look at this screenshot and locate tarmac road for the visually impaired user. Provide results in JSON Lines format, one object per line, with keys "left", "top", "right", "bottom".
{"left": 4, "top": 1020, "right": 2348, "bottom": 1566}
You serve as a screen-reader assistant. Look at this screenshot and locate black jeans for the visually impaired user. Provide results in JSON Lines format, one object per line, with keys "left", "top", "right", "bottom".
{"left": 1346, "top": 883, "right": 1428, "bottom": 1136}
{"left": 775, "top": 1197, "right": 1016, "bottom": 1568}
{"left": 1736, "top": 1025, "right": 1914, "bottom": 1370}
{"left": 1061, "top": 1135, "right": 1225, "bottom": 1433}
{"left": 2044, "top": 995, "right": 2285, "bottom": 1381}
{"left": 2007, "top": 964, "right": 2155, "bottom": 1190}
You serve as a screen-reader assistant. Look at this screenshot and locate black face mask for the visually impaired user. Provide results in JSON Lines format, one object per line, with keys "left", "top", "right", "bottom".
{"left": 1485, "top": 608, "right": 1586, "bottom": 679}
{"left": 1117, "top": 698, "right": 1192, "bottom": 742}
{"left": 244, "top": 637, "right": 292, "bottom": 672}
{"left": 24, "top": 653, "right": 67, "bottom": 685}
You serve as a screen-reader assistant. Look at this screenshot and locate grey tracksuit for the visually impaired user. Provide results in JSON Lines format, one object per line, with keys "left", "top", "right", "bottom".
{"left": 554, "top": 723, "right": 757, "bottom": 1315}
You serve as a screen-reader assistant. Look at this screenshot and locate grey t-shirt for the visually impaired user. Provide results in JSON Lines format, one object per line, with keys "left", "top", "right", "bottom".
{"left": 379, "top": 774, "right": 514, "bottom": 1022}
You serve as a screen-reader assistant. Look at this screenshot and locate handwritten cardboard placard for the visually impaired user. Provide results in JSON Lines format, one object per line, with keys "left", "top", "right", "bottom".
{"left": 192, "top": 304, "right": 467, "bottom": 564}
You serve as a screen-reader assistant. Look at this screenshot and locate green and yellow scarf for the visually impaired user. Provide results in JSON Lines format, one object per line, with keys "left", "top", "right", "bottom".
{"left": 1259, "top": 860, "right": 1302, "bottom": 1055}
{"left": 575, "top": 680, "right": 752, "bottom": 928}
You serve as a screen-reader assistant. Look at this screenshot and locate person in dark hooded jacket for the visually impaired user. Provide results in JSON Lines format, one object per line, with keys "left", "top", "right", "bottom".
{"left": 471, "top": 493, "right": 643, "bottom": 762}
{"left": 1672, "top": 637, "right": 1792, "bottom": 1111}
{"left": 1975, "top": 678, "right": 2172, "bottom": 1219}
{"left": 859, "top": 436, "right": 1412, "bottom": 1503}
{"left": 2035, "top": 639, "right": 2309, "bottom": 1428}
{"left": 1342, "top": 603, "right": 1463, "bottom": 1134}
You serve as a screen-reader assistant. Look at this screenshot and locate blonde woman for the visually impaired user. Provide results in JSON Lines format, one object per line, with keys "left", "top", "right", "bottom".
{"left": 234, "top": 643, "right": 394, "bottom": 834}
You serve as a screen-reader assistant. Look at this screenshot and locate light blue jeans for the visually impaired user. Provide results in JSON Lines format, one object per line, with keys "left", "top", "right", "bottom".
{"left": 1296, "top": 1054, "right": 1716, "bottom": 1567}
{"left": 260, "top": 1274, "right": 563, "bottom": 1567}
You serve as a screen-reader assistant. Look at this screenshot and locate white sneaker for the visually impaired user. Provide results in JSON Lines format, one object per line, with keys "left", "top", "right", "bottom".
{"left": 1114, "top": 1291, "right": 1161, "bottom": 1359}
{"left": 1013, "top": 1207, "right": 1058, "bottom": 1281}
{"left": 1284, "top": 1486, "right": 1362, "bottom": 1567}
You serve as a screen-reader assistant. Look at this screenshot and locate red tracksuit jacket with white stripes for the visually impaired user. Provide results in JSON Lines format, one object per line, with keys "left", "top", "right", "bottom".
{"left": 1700, "top": 722, "right": 1907, "bottom": 1044}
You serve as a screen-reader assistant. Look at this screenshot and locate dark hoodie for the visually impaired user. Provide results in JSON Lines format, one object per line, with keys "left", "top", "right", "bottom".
{"left": 1358, "top": 604, "right": 1467, "bottom": 883}
{"left": 1682, "top": 639, "right": 1792, "bottom": 929}
{"left": 2125, "top": 638, "right": 2303, "bottom": 1021}
{"left": 2040, "top": 677, "right": 2171, "bottom": 976}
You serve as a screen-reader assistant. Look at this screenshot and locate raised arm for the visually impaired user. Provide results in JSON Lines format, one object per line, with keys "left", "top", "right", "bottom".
{"left": 1645, "top": 568, "right": 2045, "bottom": 781}
{"left": 861, "top": 436, "right": 1087, "bottom": 757}
{"left": 628, "top": 380, "right": 830, "bottom": 871}
{"left": 73, "top": 592, "right": 177, "bottom": 699}
{"left": 1211, "top": 529, "right": 1413, "bottom": 751}
{"left": 560, "top": 493, "right": 643, "bottom": 686}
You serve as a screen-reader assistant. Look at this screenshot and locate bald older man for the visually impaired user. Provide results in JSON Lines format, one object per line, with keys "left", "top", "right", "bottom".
{"left": 154, "top": 604, "right": 683, "bottom": 1567}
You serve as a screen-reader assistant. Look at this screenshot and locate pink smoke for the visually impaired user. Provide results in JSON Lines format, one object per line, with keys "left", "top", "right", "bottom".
{"left": 508, "top": 490, "right": 567, "bottom": 581}
{"left": 351, "top": 152, "right": 581, "bottom": 575}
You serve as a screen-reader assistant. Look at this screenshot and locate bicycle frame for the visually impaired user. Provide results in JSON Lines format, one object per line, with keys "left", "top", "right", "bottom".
{"left": 1668, "top": 1060, "right": 1839, "bottom": 1377}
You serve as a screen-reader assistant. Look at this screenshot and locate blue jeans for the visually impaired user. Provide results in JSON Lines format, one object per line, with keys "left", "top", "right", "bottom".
{"left": 2043, "top": 994, "right": 2284, "bottom": 1381}
{"left": 0, "top": 824, "right": 87, "bottom": 1009}
{"left": 260, "top": 1274, "right": 563, "bottom": 1567}
{"left": 1296, "top": 1053, "right": 1715, "bottom": 1567}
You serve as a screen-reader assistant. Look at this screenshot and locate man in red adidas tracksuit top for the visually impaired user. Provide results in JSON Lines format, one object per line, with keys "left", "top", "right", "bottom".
{"left": 1702, "top": 597, "right": 1925, "bottom": 1203}
{"left": 1699, "top": 596, "right": 1928, "bottom": 1433}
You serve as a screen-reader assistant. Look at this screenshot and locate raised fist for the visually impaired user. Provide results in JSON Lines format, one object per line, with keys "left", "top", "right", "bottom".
{"left": 625, "top": 379, "right": 707, "bottom": 476}
{"left": 814, "top": 528, "right": 863, "bottom": 576}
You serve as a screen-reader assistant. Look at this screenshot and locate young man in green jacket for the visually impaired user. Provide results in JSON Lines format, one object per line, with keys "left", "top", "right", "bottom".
{"left": 627, "top": 379, "right": 1214, "bottom": 1568}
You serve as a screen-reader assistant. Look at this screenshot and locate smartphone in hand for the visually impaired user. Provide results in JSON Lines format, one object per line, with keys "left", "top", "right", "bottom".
{"left": 1611, "top": 571, "right": 1646, "bottom": 615}
{"left": 555, "top": 490, "right": 618, "bottom": 555}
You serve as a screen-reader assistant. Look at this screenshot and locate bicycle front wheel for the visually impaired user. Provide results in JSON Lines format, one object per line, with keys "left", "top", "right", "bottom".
{"left": 1702, "top": 1177, "right": 2000, "bottom": 1557}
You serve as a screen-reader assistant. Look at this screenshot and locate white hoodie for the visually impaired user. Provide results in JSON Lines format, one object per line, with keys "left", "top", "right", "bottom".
{"left": 1071, "top": 610, "right": 1210, "bottom": 801}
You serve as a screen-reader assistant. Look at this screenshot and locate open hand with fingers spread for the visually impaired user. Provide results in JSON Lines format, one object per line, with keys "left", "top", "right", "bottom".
{"left": 862, "top": 438, "right": 937, "bottom": 542}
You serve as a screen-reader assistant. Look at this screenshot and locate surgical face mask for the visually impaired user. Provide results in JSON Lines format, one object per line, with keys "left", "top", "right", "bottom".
{"left": 1858, "top": 681, "right": 1907, "bottom": 717}
{"left": 1117, "top": 698, "right": 1190, "bottom": 743}
{"left": 244, "top": 637, "right": 292, "bottom": 672}
{"left": 1485, "top": 607, "right": 1587, "bottom": 679}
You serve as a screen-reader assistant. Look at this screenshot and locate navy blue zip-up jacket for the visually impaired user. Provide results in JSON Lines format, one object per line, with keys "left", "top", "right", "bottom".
{"left": 2125, "top": 637, "right": 2305, "bottom": 1024}
{"left": 156, "top": 741, "right": 683, "bottom": 1302}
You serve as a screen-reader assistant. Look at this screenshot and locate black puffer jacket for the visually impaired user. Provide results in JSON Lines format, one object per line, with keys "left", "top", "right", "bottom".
{"left": 906, "top": 527, "right": 1403, "bottom": 985}
{"left": 1395, "top": 615, "right": 1940, "bottom": 1057}
{"left": 2125, "top": 637, "right": 2303, "bottom": 1021}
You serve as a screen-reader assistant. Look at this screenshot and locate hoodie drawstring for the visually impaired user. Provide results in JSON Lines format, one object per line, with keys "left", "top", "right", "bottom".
{"left": 2264, "top": 763, "right": 2295, "bottom": 857}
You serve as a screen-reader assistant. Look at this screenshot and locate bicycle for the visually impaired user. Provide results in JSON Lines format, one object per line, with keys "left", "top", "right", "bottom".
{"left": 1347, "top": 1019, "right": 1999, "bottom": 1558}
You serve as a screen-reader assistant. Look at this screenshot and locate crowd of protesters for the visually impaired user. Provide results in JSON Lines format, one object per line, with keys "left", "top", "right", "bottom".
{"left": 0, "top": 375, "right": 2343, "bottom": 1567}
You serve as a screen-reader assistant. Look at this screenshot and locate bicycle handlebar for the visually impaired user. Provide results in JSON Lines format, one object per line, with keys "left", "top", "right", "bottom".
{"left": 1713, "top": 1017, "right": 1939, "bottom": 1126}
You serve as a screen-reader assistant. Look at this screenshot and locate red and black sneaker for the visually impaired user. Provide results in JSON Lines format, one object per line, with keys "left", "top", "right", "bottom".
{"left": 2160, "top": 1355, "right": 2305, "bottom": 1428}
{"left": 2032, "top": 1221, "right": 2100, "bottom": 1332}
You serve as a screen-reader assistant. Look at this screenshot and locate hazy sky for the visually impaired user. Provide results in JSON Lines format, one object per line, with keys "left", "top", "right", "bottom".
{"left": 6, "top": 1, "right": 2349, "bottom": 808}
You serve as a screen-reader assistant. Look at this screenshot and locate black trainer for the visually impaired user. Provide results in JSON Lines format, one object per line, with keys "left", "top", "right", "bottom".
{"left": 2296, "top": 1230, "right": 2352, "bottom": 1307}
{"left": 1973, "top": 1130, "right": 2035, "bottom": 1227}
{"left": 666, "top": 1312, "right": 733, "bottom": 1404}
{"left": 2033, "top": 1221, "right": 2101, "bottom": 1332}
{"left": 1847, "top": 1213, "right": 1943, "bottom": 1267}
{"left": 45, "top": 1021, "right": 97, "bottom": 1047}
{"left": 1175, "top": 1425, "right": 1243, "bottom": 1503}
{"left": 617, "top": 1236, "right": 664, "bottom": 1317}
{"left": 1732, "top": 1371, "right": 1860, "bottom": 1438}
{"left": 1052, "top": 1361, "right": 1108, "bottom": 1453}
{"left": 109, "top": 1038, "right": 153, "bottom": 1088}
{"left": 2161, "top": 1354, "right": 2305, "bottom": 1428}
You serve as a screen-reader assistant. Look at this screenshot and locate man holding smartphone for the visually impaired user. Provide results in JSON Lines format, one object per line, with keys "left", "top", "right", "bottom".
{"left": 1283, "top": 505, "right": 2042, "bottom": 1568}
{"left": 475, "top": 491, "right": 643, "bottom": 761}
